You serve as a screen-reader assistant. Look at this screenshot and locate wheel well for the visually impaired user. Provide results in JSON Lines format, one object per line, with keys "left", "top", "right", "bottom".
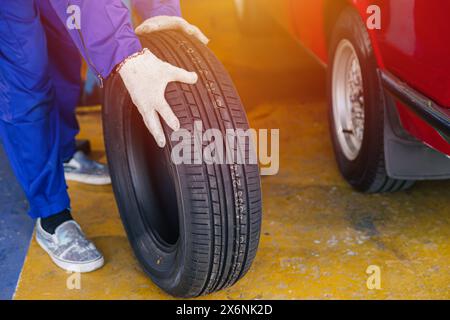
{"left": 324, "top": 0, "right": 349, "bottom": 50}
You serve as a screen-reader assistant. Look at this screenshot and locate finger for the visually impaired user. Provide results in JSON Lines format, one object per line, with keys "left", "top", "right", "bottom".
{"left": 157, "top": 100, "right": 180, "bottom": 132}
{"left": 136, "top": 17, "right": 210, "bottom": 44}
{"left": 168, "top": 65, "right": 198, "bottom": 84}
{"left": 143, "top": 110, "right": 166, "bottom": 148}
{"left": 135, "top": 22, "right": 157, "bottom": 35}
{"left": 135, "top": 16, "right": 183, "bottom": 34}
{"left": 186, "top": 25, "right": 210, "bottom": 45}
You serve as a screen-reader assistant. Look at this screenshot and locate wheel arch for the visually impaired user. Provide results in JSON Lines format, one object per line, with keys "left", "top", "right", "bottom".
{"left": 323, "top": 0, "right": 349, "bottom": 53}
{"left": 323, "top": 0, "right": 385, "bottom": 68}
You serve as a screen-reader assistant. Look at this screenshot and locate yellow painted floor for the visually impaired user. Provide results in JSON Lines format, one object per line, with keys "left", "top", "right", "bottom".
{"left": 15, "top": 0, "right": 450, "bottom": 299}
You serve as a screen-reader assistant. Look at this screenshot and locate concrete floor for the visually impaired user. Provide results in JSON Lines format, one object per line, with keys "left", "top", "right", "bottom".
{"left": 14, "top": 0, "right": 450, "bottom": 299}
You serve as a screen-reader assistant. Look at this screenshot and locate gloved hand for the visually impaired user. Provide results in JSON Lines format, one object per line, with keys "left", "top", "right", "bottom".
{"left": 118, "top": 48, "right": 198, "bottom": 148}
{"left": 135, "top": 15, "right": 210, "bottom": 45}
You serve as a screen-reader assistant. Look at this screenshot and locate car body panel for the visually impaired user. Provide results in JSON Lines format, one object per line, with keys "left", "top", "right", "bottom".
{"left": 373, "top": 0, "right": 450, "bottom": 109}
{"left": 396, "top": 102, "right": 450, "bottom": 155}
{"left": 290, "top": 0, "right": 328, "bottom": 62}
{"left": 259, "top": 0, "right": 450, "bottom": 156}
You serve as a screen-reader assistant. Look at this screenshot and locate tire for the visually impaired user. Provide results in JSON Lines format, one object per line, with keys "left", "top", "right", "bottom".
{"left": 327, "top": 8, "right": 414, "bottom": 193}
{"left": 102, "top": 31, "right": 262, "bottom": 297}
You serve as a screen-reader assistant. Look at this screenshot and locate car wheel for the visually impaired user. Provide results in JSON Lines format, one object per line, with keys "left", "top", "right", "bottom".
{"left": 102, "top": 31, "right": 262, "bottom": 297}
{"left": 328, "top": 8, "right": 414, "bottom": 193}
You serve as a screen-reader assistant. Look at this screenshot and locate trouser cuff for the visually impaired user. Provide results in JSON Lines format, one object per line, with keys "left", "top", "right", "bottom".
{"left": 28, "top": 189, "right": 71, "bottom": 219}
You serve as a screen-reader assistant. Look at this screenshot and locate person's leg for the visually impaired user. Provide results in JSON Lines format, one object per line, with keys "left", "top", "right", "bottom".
{"left": 37, "top": 0, "right": 111, "bottom": 186}
{"left": 37, "top": 0, "right": 81, "bottom": 163}
{"left": 0, "top": 0, "right": 69, "bottom": 219}
{"left": 0, "top": 1, "right": 104, "bottom": 272}
{"left": 79, "top": 68, "right": 102, "bottom": 106}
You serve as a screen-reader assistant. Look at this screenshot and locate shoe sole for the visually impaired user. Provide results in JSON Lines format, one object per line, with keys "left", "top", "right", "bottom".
{"left": 36, "top": 237, "right": 105, "bottom": 273}
{"left": 64, "top": 172, "right": 112, "bottom": 186}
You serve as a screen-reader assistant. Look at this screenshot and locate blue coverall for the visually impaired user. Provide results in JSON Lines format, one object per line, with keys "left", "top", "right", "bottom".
{"left": 0, "top": 0, "right": 180, "bottom": 219}
{"left": 83, "top": 0, "right": 182, "bottom": 95}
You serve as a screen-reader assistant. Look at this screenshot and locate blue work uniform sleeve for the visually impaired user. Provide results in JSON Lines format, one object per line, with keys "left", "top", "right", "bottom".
{"left": 131, "top": 0, "right": 182, "bottom": 19}
{"left": 49, "top": 0, "right": 143, "bottom": 79}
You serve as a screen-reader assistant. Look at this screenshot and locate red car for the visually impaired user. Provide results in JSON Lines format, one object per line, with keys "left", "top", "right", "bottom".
{"left": 235, "top": 0, "right": 450, "bottom": 192}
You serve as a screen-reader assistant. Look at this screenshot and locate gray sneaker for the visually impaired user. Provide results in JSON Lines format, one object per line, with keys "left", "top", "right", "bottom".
{"left": 64, "top": 151, "right": 111, "bottom": 185}
{"left": 36, "top": 219, "right": 104, "bottom": 273}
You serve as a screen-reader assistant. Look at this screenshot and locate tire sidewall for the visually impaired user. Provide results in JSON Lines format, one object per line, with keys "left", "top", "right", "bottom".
{"left": 327, "top": 8, "right": 385, "bottom": 191}
{"left": 103, "top": 78, "right": 193, "bottom": 296}
{"left": 103, "top": 32, "right": 262, "bottom": 298}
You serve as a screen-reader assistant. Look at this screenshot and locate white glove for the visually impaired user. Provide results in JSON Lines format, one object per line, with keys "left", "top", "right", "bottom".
{"left": 118, "top": 49, "right": 198, "bottom": 148}
{"left": 135, "top": 16, "right": 210, "bottom": 45}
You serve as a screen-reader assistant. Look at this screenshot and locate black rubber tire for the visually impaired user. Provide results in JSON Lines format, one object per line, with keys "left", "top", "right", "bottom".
{"left": 327, "top": 8, "right": 414, "bottom": 193}
{"left": 102, "top": 31, "right": 262, "bottom": 297}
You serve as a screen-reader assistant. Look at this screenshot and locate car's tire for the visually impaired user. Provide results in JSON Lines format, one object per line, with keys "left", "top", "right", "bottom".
{"left": 327, "top": 8, "right": 414, "bottom": 193}
{"left": 102, "top": 31, "right": 262, "bottom": 297}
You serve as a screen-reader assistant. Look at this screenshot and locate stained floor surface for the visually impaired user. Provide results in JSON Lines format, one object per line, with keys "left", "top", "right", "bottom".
{"left": 14, "top": 0, "right": 450, "bottom": 299}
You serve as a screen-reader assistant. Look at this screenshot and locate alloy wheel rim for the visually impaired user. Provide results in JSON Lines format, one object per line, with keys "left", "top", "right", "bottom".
{"left": 332, "top": 39, "right": 365, "bottom": 161}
